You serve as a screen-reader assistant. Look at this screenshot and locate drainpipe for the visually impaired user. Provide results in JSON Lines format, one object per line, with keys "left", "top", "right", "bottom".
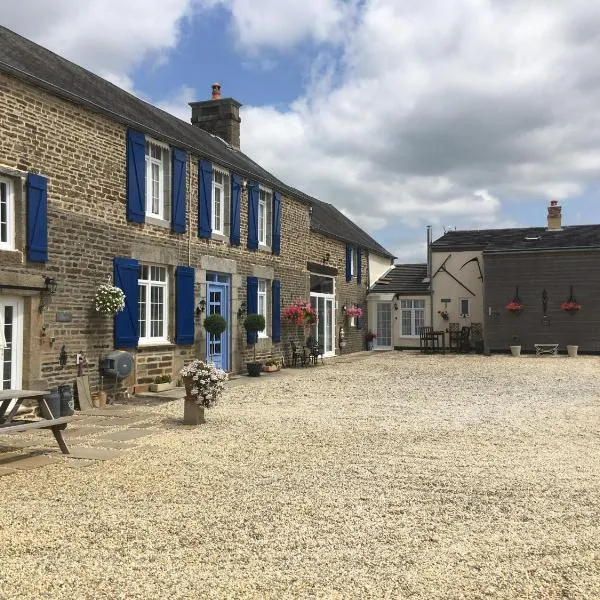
{"left": 427, "top": 225, "right": 433, "bottom": 328}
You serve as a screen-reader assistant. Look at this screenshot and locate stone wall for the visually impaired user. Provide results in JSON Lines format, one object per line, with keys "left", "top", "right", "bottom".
{"left": 0, "top": 71, "right": 374, "bottom": 399}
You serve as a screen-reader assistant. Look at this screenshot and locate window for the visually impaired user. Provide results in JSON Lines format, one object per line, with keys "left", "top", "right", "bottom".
{"left": 400, "top": 299, "right": 425, "bottom": 337}
{"left": 138, "top": 265, "right": 169, "bottom": 344}
{"left": 460, "top": 298, "right": 470, "bottom": 318}
{"left": 354, "top": 248, "right": 360, "bottom": 278}
{"left": 257, "top": 279, "right": 268, "bottom": 338}
{"left": 349, "top": 246, "right": 355, "bottom": 277}
{"left": 212, "top": 167, "right": 230, "bottom": 235}
{"left": 258, "top": 187, "right": 272, "bottom": 248}
{"left": 145, "top": 139, "right": 170, "bottom": 220}
{"left": 0, "top": 177, "right": 14, "bottom": 250}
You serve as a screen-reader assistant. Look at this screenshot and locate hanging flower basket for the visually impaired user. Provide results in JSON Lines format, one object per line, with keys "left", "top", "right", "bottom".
{"left": 561, "top": 286, "right": 582, "bottom": 314}
{"left": 506, "top": 301, "right": 524, "bottom": 314}
{"left": 94, "top": 283, "right": 125, "bottom": 316}
{"left": 283, "top": 300, "right": 318, "bottom": 328}
{"left": 560, "top": 300, "right": 582, "bottom": 314}
{"left": 344, "top": 306, "right": 363, "bottom": 319}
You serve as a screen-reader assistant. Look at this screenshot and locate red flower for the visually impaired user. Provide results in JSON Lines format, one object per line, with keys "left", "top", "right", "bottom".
{"left": 560, "top": 301, "right": 582, "bottom": 312}
{"left": 506, "top": 301, "right": 524, "bottom": 312}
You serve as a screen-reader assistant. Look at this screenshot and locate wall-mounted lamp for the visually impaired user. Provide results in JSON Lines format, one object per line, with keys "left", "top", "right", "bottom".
{"left": 195, "top": 298, "right": 206, "bottom": 318}
{"left": 309, "top": 206, "right": 313, "bottom": 216}
{"left": 322, "top": 252, "right": 331, "bottom": 264}
{"left": 242, "top": 179, "right": 248, "bottom": 190}
{"left": 237, "top": 301, "right": 247, "bottom": 319}
{"left": 39, "top": 277, "right": 58, "bottom": 313}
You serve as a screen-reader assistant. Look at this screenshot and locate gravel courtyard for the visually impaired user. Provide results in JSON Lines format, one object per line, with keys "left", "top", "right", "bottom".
{"left": 1, "top": 352, "right": 599, "bottom": 599}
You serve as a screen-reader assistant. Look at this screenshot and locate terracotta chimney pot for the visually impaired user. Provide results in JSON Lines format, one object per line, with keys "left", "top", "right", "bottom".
{"left": 211, "top": 83, "right": 221, "bottom": 100}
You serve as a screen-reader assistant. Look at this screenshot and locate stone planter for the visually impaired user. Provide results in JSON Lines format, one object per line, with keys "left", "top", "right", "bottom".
{"left": 149, "top": 382, "right": 175, "bottom": 392}
{"left": 510, "top": 345, "right": 521, "bottom": 357}
{"left": 183, "top": 399, "right": 205, "bottom": 425}
{"left": 263, "top": 365, "right": 280, "bottom": 373}
{"left": 566, "top": 345, "right": 579, "bottom": 358}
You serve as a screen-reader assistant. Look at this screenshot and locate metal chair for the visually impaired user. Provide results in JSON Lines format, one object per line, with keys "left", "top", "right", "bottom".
{"left": 458, "top": 326, "right": 471, "bottom": 353}
{"left": 290, "top": 342, "right": 306, "bottom": 367}
{"left": 448, "top": 322, "right": 461, "bottom": 352}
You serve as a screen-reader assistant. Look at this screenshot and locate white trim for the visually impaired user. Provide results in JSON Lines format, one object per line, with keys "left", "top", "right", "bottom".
{"left": 0, "top": 177, "right": 15, "bottom": 251}
{"left": 257, "top": 279, "right": 268, "bottom": 338}
{"left": 138, "top": 264, "right": 169, "bottom": 345}
{"left": 212, "top": 165, "right": 229, "bottom": 235}
{"left": 258, "top": 186, "right": 272, "bottom": 249}
{"left": 145, "top": 138, "right": 169, "bottom": 220}
{"left": 0, "top": 297, "right": 23, "bottom": 389}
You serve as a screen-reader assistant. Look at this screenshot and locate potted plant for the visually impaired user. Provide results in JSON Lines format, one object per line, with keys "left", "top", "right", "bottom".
{"left": 203, "top": 313, "right": 227, "bottom": 362}
{"left": 506, "top": 301, "right": 524, "bottom": 314}
{"left": 179, "top": 359, "right": 228, "bottom": 425}
{"left": 438, "top": 310, "right": 449, "bottom": 321}
{"left": 263, "top": 357, "right": 281, "bottom": 373}
{"left": 244, "top": 313, "right": 266, "bottom": 376}
{"left": 561, "top": 286, "right": 582, "bottom": 315}
{"left": 365, "top": 331, "right": 376, "bottom": 351}
{"left": 510, "top": 335, "right": 521, "bottom": 357}
{"left": 94, "top": 281, "right": 125, "bottom": 316}
{"left": 149, "top": 373, "right": 174, "bottom": 392}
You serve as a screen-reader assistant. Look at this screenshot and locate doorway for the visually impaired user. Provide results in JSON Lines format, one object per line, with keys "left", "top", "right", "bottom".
{"left": 309, "top": 274, "right": 335, "bottom": 356}
{"left": 375, "top": 302, "right": 392, "bottom": 349}
{"left": 1, "top": 297, "right": 23, "bottom": 390}
{"left": 205, "top": 273, "right": 229, "bottom": 371}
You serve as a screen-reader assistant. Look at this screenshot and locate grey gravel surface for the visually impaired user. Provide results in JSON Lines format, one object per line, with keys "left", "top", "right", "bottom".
{"left": 1, "top": 352, "right": 599, "bottom": 599}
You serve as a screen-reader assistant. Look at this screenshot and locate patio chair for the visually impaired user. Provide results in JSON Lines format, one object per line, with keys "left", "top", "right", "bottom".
{"left": 308, "top": 342, "right": 325, "bottom": 365}
{"left": 290, "top": 342, "right": 306, "bottom": 367}
{"left": 448, "top": 322, "right": 461, "bottom": 352}
{"left": 458, "top": 326, "right": 471, "bottom": 353}
{"left": 419, "top": 326, "right": 435, "bottom": 353}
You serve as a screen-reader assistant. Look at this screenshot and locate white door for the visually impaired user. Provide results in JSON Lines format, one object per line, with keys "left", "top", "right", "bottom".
{"left": 1, "top": 297, "right": 23, "bottom": 391}
{"left": 375, "top": 302, "right": 392, "bottom": 349}
{"left": 310, "top": 294, "right": 336, "bottom": 356}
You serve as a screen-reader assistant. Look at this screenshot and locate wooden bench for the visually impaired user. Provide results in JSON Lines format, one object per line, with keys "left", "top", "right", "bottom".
{"left": 0, "top": 390, "right": 72, "bottom": 454}
{"left": 534, "top": 343, "right": 559, "bottom": 356}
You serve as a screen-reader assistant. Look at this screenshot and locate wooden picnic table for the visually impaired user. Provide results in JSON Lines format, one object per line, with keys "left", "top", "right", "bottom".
{"left": 0, "top": 389, "right": 72, "bottom": 454}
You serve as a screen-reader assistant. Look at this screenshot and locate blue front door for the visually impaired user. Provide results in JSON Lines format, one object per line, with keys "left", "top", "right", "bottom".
{"left": 206, "top": 274, "right": 229, "bottom": 371}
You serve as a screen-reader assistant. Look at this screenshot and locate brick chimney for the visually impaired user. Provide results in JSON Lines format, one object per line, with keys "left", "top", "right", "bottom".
{"left": 189, "top": 83, "right": 242, "bottom": 149}
{"left": 547, "top": 200, "right": 562, "bottom": 231}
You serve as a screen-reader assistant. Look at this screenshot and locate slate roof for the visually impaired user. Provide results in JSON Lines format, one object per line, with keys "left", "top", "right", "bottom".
{"left": 0, "top": 25, "right": 394, "bottom": 259}
{"left": 288, "top": 187, "right": 395, "bottom": 258}
{"left": 431, "top": 225, "right": 600, "bottom": 252}
{"left": 370, "top": 264, "right": 430, "bottom": 294}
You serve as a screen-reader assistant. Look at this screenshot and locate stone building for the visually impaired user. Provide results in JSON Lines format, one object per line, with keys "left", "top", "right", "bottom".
{"left": 0, "top": 26, "right": 393, "bottom": 397}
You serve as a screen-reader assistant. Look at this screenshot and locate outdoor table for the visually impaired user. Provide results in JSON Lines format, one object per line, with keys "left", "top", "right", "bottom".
{"left": 0, "top": 389, "right": 72, "bottom": 454}
{"left": 432, "top": 331, "right": 446, "bottom": 354}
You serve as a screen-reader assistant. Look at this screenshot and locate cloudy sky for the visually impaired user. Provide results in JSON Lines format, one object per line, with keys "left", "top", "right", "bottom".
{"left": 3, "top": 0, "right": 600, "bottom": 261}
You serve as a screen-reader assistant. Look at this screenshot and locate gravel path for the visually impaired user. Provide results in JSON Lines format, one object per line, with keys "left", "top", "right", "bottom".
{"left": 1, "top": 353, "right": 599, "bottom": 599}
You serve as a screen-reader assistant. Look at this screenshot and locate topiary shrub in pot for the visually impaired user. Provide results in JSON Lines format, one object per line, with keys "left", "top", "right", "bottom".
{"left": 203, "top": 314, "right": 227, "bottom": 363}
{"left": 244, "top": 313, "right": 266, "bottom": 376}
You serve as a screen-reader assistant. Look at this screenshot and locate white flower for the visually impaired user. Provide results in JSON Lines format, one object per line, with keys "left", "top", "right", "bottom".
{"left": 180, "top": 359, "right": 228, "bottom": 407}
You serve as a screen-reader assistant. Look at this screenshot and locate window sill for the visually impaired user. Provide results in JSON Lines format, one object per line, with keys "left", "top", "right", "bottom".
{"left": 137, "top": 341, "right": 175, "bottom": 350}
{"left": 211, "top": 231, "right": 229, "bottom": 243}
{"left": 145, "top": 216, "right": 170, "bottom": 229}
{"left": 258, "top": 244, "right": 272, "bottom": 253}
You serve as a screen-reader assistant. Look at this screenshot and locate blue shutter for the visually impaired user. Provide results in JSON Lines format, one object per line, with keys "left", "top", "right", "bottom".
{"left": 171, "top": 148, "right": 186, "bottom": 233}
{"left": 272, "top": 280, "right": 281, "bottom": 342}
{"left": 126, "top": 129, "right": 145, "bottom": 223}
{"left": 357, "top": 247, "right": 363, "bottom": 284}
{"left": 247, "top": 182, "right": 259, "bottom": 250}
{"left": 198, "top": 160, "right": 212, "bottom": 239}
{"left": 246, "top": 276, "right": 258, "bottom": 345}
{"left": 113, "top": 257, "right": 140, "bottom": 348}
{"left": 272, "top": 191, "right": 281, "bottom": 256}
{"left": 175, "top": 266, "right": 195, "bottom": 345}
{"left": 230, "top": 174, "right": 242, "bottom": 246}
{"left": 345, "top": 244, "right": 352, "bottom": 281}
{"left": 26, "top": 173, "right": 48, "bottom": 263}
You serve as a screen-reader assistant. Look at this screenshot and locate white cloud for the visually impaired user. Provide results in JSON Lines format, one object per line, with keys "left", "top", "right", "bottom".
{"left": 1, "top": 0, "right": 197, "bottom": 86}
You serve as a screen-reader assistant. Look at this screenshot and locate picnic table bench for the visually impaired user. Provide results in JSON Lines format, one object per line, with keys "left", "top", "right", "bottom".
{"left": 0, "top": 389, "right": 72, "bottom": 454}
{"left": 534, "top": 343, "right": 559, "bottom": 356}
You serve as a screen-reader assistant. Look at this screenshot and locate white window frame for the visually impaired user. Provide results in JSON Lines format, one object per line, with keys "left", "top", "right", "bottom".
{"left": 145, "top": 138, "right": 169, "bottom": 220}
{"left": 460, "top": 298, "right": 470, "bottom": 318}
{"left": 138, "top": 264, "right": 169, "bottom": 345}
{"left": 400, "top": 299, "right": 426, "bottom": 337}
{"left": 258, "top": 186, "right": 272, "bottom": 248}
{"left": 0, "top": 177, "right": 15, "bottom": 251}
{"left": 257, "top": 279, "right": 268, "bottom": 338}
{"left": 349, "top": 246, "right": 355, "bottom": 277}
{"left": 212, "top": 166, "right": 229, "bottom": 235}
